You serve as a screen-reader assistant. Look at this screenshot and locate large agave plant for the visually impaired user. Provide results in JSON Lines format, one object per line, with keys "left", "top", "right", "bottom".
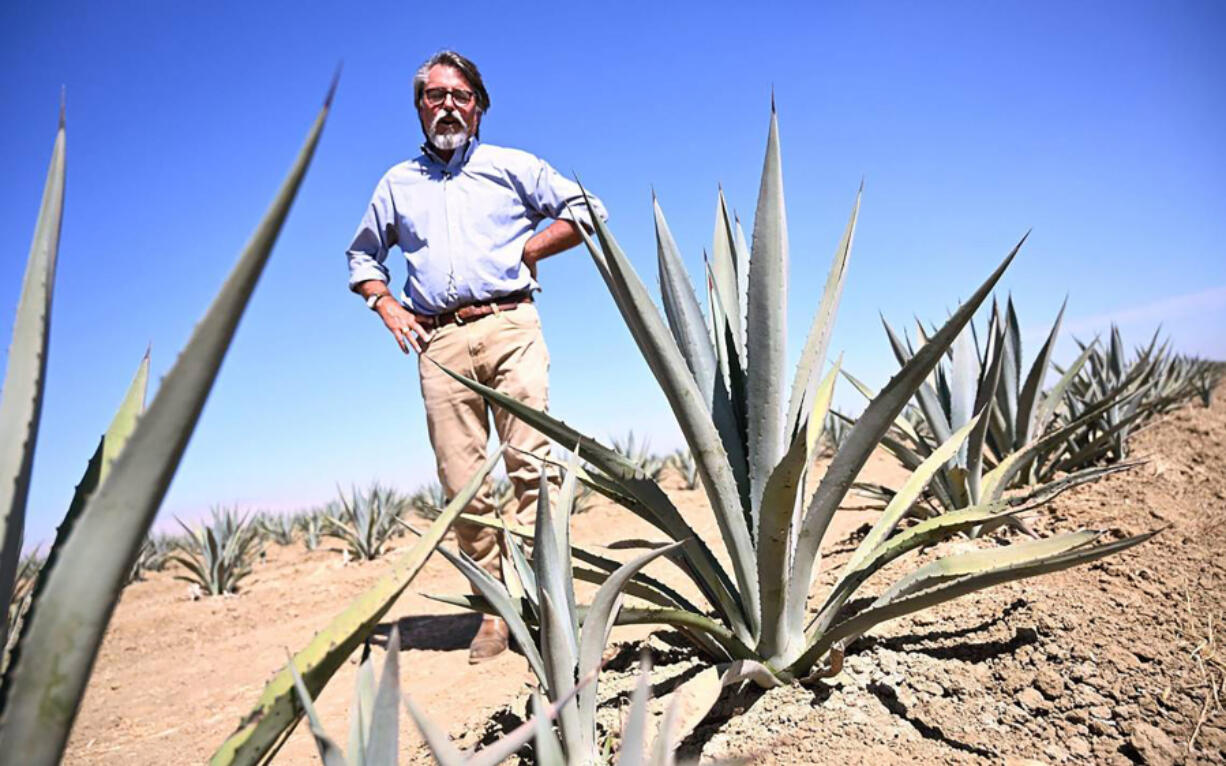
{"left": 438, "top": 103, "right": 1153, "bottom": 686}
{"left": 427, "top": 451, "right": 681, "bottom": 764}
{"left": 0, "top": 83, "right": 333, "bottom": 765}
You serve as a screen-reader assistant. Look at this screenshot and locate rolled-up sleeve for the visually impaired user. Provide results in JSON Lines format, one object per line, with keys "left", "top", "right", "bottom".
{"left": 346, "top": 175, "right": 397, "bottom": 292}
{"left": 523, "top": 156, "right": 608, "bottom": 230}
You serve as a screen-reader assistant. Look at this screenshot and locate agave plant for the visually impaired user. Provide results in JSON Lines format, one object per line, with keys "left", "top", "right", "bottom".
{"left": 296, "top": 509, "right": 326, "bottom": 551}
{"left": 171, "top": 507, "right": 262, "bottom": 596}
{"left": 428, "top": 451, "right": 681, "bottom": 763}
{"left": 257, "top": 512, "right": 297, "bottom": 546}
{"left": 845, "top": 298, "right": 1131, "bottom": 525}
{"left": 610, "top": 431, "right": 668, "bottom": 482}
{"left": 0, "top": 82, "right": 332, "bottom": 764}
{"left": 1051, "top": 326, "right": 1182, "bottom": 468}
{"left": 126, "top": 536, "right": 168, "bottom": 584}
{"left": 409, "top": 481, "right": 448, "bottom": 520}
{"left": 324, "top": 484, "right": 405, "bottom": 561}
{"left": 437, "top": 103, "right": 1154, "bottom": 686}
{"left": 667, "top": 448, "right": 700, "bottom": 490}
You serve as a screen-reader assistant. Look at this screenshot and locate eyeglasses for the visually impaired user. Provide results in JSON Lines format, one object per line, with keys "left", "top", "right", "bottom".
{"left": 422, "top": 87, "right": 476, "bottom": 108}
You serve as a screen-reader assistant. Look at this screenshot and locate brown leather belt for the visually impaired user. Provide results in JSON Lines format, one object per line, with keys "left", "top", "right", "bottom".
{"left": 415, "top": 293, "right": 533, "bottom": 329}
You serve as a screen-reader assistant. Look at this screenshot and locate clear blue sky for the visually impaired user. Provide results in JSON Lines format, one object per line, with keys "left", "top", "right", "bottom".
{"left": 3, "top": 1, "right": 1224, "bottom": 547}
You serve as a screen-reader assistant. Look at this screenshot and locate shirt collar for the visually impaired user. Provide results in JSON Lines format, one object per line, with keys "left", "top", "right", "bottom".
{"left": 420, "top": 136, "right": 480, "bottom": 171}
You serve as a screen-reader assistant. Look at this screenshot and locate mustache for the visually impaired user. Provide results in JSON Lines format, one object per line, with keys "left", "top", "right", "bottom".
{"left": 431, "top": 109, "right": 468, "bottom": 131}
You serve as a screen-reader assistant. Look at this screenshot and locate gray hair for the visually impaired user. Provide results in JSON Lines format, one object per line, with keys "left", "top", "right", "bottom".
{"left": 412, "top": 50, "right": 491, "bottom": 114}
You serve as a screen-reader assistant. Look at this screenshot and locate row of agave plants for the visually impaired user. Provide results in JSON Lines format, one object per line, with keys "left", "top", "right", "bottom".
{"left": 0, "top": 81, "right": 1219, "bottom": 766}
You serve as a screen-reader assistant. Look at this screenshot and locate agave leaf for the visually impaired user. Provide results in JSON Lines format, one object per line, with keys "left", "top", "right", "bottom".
{"left": 534, "top": 473, "right": 577, "bottom": 661}
{"left": 0, "top": 106, "right": 65, "bottom": 655}
{"left": 0, "top": 87, "right": 333, "bottom": 765}
{"left": 756, "top": 427, "right": 809, "bottom": 660}
{"left": 793, "top": 530, "right": 1158, "bottom": 674}
{"left": 785, "top": 185, "right": 860, "bottom": 441}
{"left": 783, "top": 236, "right": 1025, "bottom": 657}
{"left": 654, "top": 196, "right": 716, "bottom": 405}
{"left": 577, "top": 542, "right": 683, "bottom": 756}
{"left": 4, "top": 352, "right": 148, "bottom": 680}
{"left": 711, "top": 188, "right": 745, "bottom": 360}
{"left": 841, "top": 414, "right": 982, "bottom": 577}
{"left": 804, "top": 357, "right": 842, "bottom": 464}
{"left": 745, "top": 103, "right": 788, "bottom": 531}
{"left": 839, "top": 368, "right": 923, "bottom": 444}
{"left": 965, "top": 328, "right": 1006, "bottom": 505}
{"left": 577, "top": 199, "right": 759, "bottom": 634}
{"left": 529, "top": 693, "right": 566, "bottom": 766}
{"left": 209, "top": 446, "right": 501, "bottom": 766}
{"left": 949, "top": 325, "right": 978, "bottom": 467}
{"left": 813, "top": 501, "right": 1025, "bottom": 634}
{"left": 617, "top": 656, "right": 652, "bottom": 766}
{"left": 286, "top": 654, "right": 348, "bottom": 766}
{"left": 364, "top": 626, "right": 401, "bottom": 766}
{"left": 347, "top": 651, "right": 374, "bottom": 766}
{"left": 539, "top": 591, "right": 582, "bottom": 758}
{"left": 654, "top": 198, "right": 750, "bottom": 507}
{"left": 1016, "top": 298, "right": 1066, "bottom": 445}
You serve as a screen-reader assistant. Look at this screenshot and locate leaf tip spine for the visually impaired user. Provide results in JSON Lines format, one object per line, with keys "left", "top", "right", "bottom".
{"left": 325, "top": 64, "right": 343, "bottom": 108}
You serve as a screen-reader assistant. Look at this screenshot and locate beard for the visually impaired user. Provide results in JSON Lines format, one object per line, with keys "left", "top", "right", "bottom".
{"left": 426, "top": 109, "right": 471, "bottom": 151}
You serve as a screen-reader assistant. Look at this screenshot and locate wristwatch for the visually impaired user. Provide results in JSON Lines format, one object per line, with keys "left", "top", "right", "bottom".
{"left": 366, "top": 293, "right": 390, "bottom": 311}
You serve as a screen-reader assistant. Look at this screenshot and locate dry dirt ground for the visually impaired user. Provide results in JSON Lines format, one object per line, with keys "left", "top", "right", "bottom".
{"left": 64, "top": 394, "right": 1225, "bottom": 765}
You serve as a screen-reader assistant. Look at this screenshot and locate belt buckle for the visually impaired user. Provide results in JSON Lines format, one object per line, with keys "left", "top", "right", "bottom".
{"left": 453, "top": 310, "right": 465, "bottom": 326}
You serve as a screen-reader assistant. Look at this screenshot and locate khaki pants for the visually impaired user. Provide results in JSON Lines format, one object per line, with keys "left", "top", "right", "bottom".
{"left": 418, "top": 302, "right": 553, "bottom": 582}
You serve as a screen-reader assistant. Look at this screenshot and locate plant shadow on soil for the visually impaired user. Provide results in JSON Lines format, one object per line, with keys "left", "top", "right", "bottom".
{"left": 373, "top": 613, "right": 484, "bottom": 652}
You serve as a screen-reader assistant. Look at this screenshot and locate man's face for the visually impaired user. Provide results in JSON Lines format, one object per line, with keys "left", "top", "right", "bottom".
{"left": 418, "top": 65, "right": 481, "bottom": 152}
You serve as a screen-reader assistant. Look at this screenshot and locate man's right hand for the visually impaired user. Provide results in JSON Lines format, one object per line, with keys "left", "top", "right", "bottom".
{"left": 375, "top": 296, "right": 432, "bottom": 354}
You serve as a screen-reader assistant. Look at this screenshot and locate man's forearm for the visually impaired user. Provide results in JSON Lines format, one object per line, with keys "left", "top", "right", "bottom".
{"left": 355, "top": 279, "right": 392, "bottom": 300}
{"left": 523, "top": 220, "right": 584, "bottom": 270}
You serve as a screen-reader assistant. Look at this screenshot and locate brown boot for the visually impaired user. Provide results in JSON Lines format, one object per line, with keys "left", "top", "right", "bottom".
{"left": 468, "top": 616, "right": 509, "bottom": 664}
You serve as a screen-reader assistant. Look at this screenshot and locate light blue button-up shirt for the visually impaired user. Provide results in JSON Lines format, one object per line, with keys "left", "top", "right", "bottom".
{"left": 346, "top": 138, "right": 608, "bottom": 315}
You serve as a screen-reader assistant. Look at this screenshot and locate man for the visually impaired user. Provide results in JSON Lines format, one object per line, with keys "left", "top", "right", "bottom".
{"left": 345, "top": 51, "right": 606, "bottom": 662}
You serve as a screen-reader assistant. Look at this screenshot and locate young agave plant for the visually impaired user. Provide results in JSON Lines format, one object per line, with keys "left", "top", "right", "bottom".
{"left": 0, "top": 82, "right": 333, "bottom": 764}
{"left": 427, "top": 450, "right": 681, "bottom": 763}
{"left": 439, "top": 103, "right": 1154, "bottom": 685}
{"left": 324, "top": 484, "right": 405, "bottom": 561}
{"left": 171, "top": 507, "right": 262, "bottom": 596}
